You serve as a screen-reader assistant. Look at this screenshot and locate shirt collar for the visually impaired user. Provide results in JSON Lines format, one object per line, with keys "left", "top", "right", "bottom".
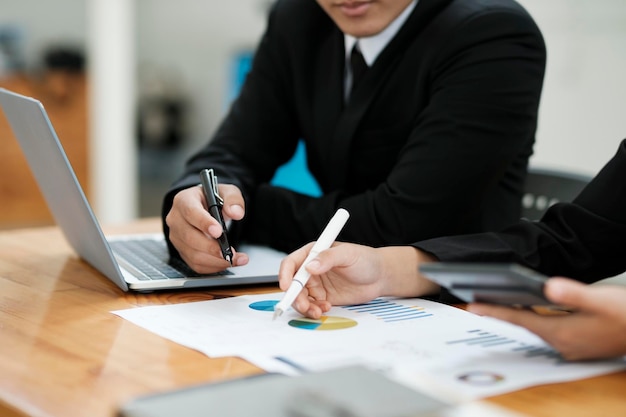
{"left": 344, "top": 0, "right": 418, "bottom": 66}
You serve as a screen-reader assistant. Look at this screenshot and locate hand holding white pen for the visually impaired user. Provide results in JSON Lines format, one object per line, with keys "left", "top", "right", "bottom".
{"left": 273, "top": 208, "right": 350, "bottom": 320}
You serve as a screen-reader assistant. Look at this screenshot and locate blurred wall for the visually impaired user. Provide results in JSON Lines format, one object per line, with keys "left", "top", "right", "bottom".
{"left": 134, "top": 0, "right": 269, "bottom": 150}
{"left": 0, "top": 0, "right": 86, "bottom": 72}
{"left": 519, "top": 0, "right": 626, "bottom": 176}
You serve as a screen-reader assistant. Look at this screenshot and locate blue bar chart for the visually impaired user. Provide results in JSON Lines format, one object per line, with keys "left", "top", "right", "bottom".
{"left": 447, "top": 329, "right": 565, "bottom": 364}
{"left": 343, "top": 298, "right": 433, "bottom": 322}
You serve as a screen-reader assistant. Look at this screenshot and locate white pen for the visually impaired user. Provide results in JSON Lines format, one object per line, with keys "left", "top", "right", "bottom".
{"left": 273, "top": 208, "right": 350, "bottom": 320}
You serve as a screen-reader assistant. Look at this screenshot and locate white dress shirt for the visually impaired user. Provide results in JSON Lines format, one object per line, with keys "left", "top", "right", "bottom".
{"left": 344, "top": 0, "right": 418, "bottom": 99}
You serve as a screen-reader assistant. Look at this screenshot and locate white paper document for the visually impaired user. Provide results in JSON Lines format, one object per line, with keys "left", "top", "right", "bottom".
{"left": 112, "top": 292, "right": 626, "bottom": 400}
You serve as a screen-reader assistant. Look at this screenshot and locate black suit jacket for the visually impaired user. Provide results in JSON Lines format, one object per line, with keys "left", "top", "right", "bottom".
{"left": 416, "top": 139, "right": 626, "bottom": 283}
{"left": 163, "top": 0, "right": 546, "bottom": 254}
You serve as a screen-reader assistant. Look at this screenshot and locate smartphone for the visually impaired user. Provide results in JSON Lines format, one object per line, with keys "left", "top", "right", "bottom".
{"left": 419, "top": 263, "right": 551, "bottom": 306}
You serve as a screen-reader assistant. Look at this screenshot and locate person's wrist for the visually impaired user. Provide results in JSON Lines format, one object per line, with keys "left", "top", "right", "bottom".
{"left": 378, "top": 246, "right": 433, "bottom": 297}
{"left": 416, "top": 249, "right": 440, "bottom": 295}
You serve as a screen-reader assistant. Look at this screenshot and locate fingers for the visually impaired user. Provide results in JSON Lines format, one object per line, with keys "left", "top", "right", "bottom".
{"left": 165, "top": 186, "right": 243, "bottom": 273}
{"left": 174, "top": 234, "right": 248, "bottom": 273}
{"left": 306, "top": 242, "right": 356, "bottom": 274}
{"left": 278, "top": 242, "right": 349, "bottom": 286}
{"left": 278, "top": 242, "right": 345, "bottom": 318}
{"left": 289, "top": 287, "right": 327, "bottom": 319}
{"left": 543, "top": 277, "right": 626, "bottom": 316}
{"left": 301, "top": 299, "right": 332, "bottom": 319}
{"left": 168, "top": 187, "right": 223, "bottom": 237}
{"left": 219, "top": 184, "right": 245, "bottom": 221}
{"left": 467, "top": 303, "right": 554, "bottom": 332}
{"left": 468, "top": 304, "right": 572, "bottom": 357}
{"left": 231, "top": 248, "right": 249, "bottom": 267}
{"left": 470, "top": 300, "right": 626, "bottom": 360}
{"left": 278, "top": 242, "right": 316, "bottom": 291}
{"left": 277, "top": 242, "right": 358, "bottom": 299}
{"left": 543, "top": 277, "right": 587, "bottom": 306}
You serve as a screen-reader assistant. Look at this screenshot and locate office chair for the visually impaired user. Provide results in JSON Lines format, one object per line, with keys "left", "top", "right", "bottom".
{"left": 521, "top": 167, "right": 593, "bottom": 221}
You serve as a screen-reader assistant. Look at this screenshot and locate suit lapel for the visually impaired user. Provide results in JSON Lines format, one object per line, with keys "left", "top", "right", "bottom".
{"left": 328, "top": 0, "right": 455, "bottom": 189}
{"left": 312, "top": 30, "right": 345, "bottom": 188}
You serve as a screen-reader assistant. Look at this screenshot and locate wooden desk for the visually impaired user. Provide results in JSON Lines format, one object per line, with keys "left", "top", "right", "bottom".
{"left": 1, "top": 219, "right": 625, "bottom": 417}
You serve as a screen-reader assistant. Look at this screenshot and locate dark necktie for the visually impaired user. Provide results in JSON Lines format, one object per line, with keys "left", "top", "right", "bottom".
{"left": 350, "top": 43, "right": 368, "bottom": 97}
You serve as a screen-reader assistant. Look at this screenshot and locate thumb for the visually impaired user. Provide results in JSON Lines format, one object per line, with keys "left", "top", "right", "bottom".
{"left": 545, "top": 277, "right": 619, "bottom": 315}
{"left": 305, "top": 258, "right": 324, "bottom": 274}
{"left": 307, "top": 243, "right": 355, "bottom": 275}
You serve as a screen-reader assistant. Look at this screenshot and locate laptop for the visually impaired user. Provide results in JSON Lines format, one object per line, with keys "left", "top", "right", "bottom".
{"left": 0, "top": 88, "right": 286, "bottom": 292}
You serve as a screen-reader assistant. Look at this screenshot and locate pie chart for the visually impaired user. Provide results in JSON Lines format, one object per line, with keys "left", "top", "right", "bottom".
{"left": 249, "top": 300, "right": 278, "bottom": 311}
{"left": 288, "top": 316, "right": 358, "bottom": 331}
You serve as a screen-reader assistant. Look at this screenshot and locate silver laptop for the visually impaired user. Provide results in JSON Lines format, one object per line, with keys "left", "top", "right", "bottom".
{"left": 0, "top": 88, "right": 285, "bottom": 292}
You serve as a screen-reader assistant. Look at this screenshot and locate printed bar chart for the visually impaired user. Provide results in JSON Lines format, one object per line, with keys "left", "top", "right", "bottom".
{"left": 343, "top": 298, "right": 433, "bottom": 322}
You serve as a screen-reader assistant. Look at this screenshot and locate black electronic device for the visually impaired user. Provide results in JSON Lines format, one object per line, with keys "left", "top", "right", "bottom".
{"left": 420, "top": 263, "right": 552, "bottom": 306}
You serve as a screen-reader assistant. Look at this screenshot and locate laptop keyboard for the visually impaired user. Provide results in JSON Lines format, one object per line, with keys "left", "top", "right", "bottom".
{"left": 109, "top": 239, "right": 231, "bottom": 280}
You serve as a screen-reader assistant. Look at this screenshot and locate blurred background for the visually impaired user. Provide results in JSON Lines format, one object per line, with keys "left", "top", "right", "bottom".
{"left": 1, "top": 0, "right": 625, "bottom": 230}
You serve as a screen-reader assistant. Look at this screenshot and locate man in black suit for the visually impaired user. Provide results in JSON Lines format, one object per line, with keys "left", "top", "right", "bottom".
{"left": 163, "top": 0, "right": 546, "bottom": 273}
{"left": 278, "top": 139, "right": 626, "bottom": 360}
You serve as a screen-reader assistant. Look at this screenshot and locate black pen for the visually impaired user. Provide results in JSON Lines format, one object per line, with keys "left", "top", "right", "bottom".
{"left": 200, "top": 169, "right": 233, "bottom": 265}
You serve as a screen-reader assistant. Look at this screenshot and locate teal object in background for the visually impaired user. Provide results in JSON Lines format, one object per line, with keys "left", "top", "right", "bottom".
{"left": 230, "top": 51, "right": 322, "bottom": 197}
{"left": 227, "top": 50, "right": 253, "bottom": 104}
{"left": 271, "top": 140, "right": 322, "bottom": 197}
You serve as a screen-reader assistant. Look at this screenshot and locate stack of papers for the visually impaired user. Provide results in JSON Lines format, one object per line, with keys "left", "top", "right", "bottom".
{"left": 112, "top": 292, "right": 626, "bottom": 401}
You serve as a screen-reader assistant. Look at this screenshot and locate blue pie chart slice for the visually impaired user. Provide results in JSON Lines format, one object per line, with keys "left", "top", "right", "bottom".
{"left": 249, "top": 300, "right": 278, "bottom": 312}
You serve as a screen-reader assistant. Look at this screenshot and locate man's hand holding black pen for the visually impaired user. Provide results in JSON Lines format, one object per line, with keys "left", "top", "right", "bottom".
{"left": 165, "top": 168, "right": 248, "bottom": 273}
{"left": 200, "top": 168, "right": 234, "bottom": 265}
